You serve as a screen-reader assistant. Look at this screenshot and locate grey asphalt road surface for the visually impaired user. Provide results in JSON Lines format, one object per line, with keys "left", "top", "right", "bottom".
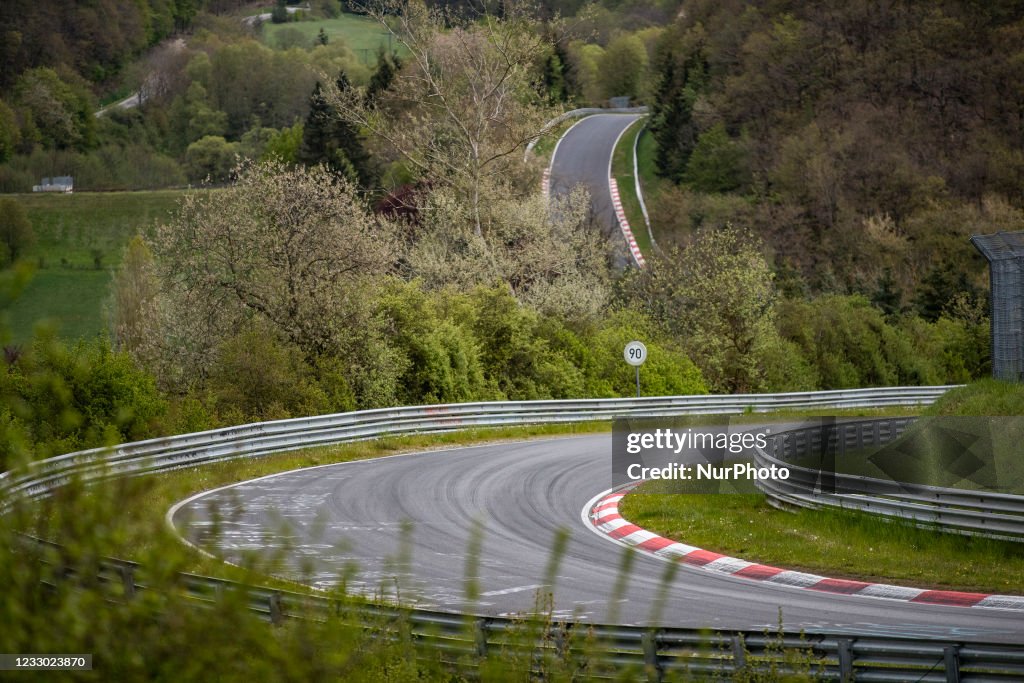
{"left": 549, "top": 114, "right": 641, "bottom": 261}
{"left": 170, "top": 434, "right": 1024, "bottom": 644}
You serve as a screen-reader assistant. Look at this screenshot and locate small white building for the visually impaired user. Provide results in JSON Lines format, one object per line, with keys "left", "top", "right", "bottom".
{"left": 32, "top": 176, "right": 74, "bottom": 193}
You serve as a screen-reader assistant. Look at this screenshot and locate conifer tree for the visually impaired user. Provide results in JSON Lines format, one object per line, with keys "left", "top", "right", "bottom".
{"left": 298, "top": 73, "right": 374, "bottom": 189}
{"left": 365, "top": 49, "right": 399, "bottom": 107}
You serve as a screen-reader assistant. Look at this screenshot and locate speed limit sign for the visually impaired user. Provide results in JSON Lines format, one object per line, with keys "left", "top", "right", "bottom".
{"left": 623, "top": 340, "right": 647, "bottom": 367}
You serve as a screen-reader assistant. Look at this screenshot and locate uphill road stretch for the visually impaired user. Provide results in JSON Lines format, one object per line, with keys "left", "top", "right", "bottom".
{"left": 169, "top": 433, "right": 1024, "bottom": 644}
{"left": 549, "top": 114, "right": 641, "bottom": 253}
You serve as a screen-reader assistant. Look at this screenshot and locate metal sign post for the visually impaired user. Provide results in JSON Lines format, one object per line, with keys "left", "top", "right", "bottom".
{"left": 623, "top": 341, "right": 647, "bottom": 398}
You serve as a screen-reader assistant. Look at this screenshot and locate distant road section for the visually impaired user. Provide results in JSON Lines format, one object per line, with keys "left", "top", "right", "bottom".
{"left": 95, "top": 38, "right": 187, "bottom": 117}
{"left": 549, "top": 114, "right": 642, "bottom": 259}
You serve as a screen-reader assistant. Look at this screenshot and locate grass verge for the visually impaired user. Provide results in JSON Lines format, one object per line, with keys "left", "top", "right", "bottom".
{"left": 532, "top": 116, "right": 579, "bottom": 167}
{"left": 794, "top": 381, "right": 1024, "bottom": 492}
{"left": 924, "top": 378, "right": 1024, "bottom": 416}
{"left": 633, "top": 127, "right": 676, "bottom": 246}
{"left": 610, "top": 117, "right": 651, "bottom": 256}
{"left": 620, "top": 481, "right": 1024, "bottom": 595}
{"left": 3, "top": 190, "right": 188, "bottom": 342}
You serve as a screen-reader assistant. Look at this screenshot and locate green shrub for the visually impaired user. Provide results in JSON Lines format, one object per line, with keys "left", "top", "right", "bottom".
{"left": 208, "top": 325, "right": 335, "bottom": 421}
{"left": 379, "top": 283, "right": 490, "bottom": 404}
{"left": 778, "top": 295, "right": 959, "bottom": 389}
{"left": 0, "top": 334, "right": 167, "bottom": 468}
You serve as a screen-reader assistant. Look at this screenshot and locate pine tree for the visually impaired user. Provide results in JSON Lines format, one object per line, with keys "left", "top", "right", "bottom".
{"left": 551, "top": 40, "right": 573, "bottom": 100}
{"left": 365, "top": 49, "right": 399, "bottom": 107}
{"left": 541, "top": 50, "right": 566, "bottom": 104}
{"left": 271, "top": 0, "right": 289, "bottom": 24}
{"left": 872, "top": 268, "right": 902, "bottom": 317}
{"left": 649, "top": 52, "right": 705, "bottom": 182}
{"left": 333, "top": 72, "right": 373, "bottom": 188}
{"left": 317, "top": 27, "right": 329, "bottom": 46}
{"left": 298, "top": 74, "right": 375, "bottom": 189}
{"left": 298, "top": 82, "right": 333, "bottom": 167}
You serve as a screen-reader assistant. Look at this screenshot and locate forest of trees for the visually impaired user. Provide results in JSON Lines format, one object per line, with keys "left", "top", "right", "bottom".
{"left": 644, "top": 0, "right": 1024, "bottom": 320}
{"left": 0, "top": 0, "right": 1019, "bottom": 467}
{"left": 0, "top": 0, "right": 374, "bottom": 191}
{"left": 3, "top": 4, "right": 1021, "bottom": 679}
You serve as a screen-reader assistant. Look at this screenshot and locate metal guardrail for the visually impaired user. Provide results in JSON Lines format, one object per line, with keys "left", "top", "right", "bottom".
{"left": 21, "top": 535, "right": 1024, "bottom": 683}
{"left": 0, "top": 387, "right": 955, "bottom": 508}
{"left": 14, "top": 385, "right": 1024, "bottom": 681}
{"left": 524, "top": 106, "right": 650, "bottom": 158}
{"left": 753, "top": 419, "right": 1024, "bottom": 540}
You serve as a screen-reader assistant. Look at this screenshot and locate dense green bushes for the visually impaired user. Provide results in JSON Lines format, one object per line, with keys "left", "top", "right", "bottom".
{"left": 189, "top": 281, "right": 707, "bottom": 422}
{"left": 380, "top": 283, "right": 704, "bottom": 404}
{"left": 0, "top": 334, "right": 166, "bottom": 469}
{"left": 0, "top": 275, "right": 708, "bottom": 467}
{"left": 778, "top": 296, "right": 989, "bottom": 389}
{"left": 621, "top": 226, "right": 990, "bottom": 394}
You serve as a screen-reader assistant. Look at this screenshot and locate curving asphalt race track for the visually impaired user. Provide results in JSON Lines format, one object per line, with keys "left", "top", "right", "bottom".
{"left": 549, "top": 114, "right": 641, "bottom": 250}
{"left": 170, "top": 434, "right": 1024, "bottom": 645}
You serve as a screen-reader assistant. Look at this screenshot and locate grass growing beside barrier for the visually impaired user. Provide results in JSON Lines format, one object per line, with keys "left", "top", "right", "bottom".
{"left": 924, "top": 378, "right": 1024, "bottom": 416}
{"left": 531, "top": 116, "right": 579, "bottom": 167}
{"left": 619, "top": 482, "right": 1024, "bottom": 595}
{"left": 795, "top": 381, "right": 1024, "bottom": 492}
{"left": 610, "top": 117, "right": 652, "bottom": 256}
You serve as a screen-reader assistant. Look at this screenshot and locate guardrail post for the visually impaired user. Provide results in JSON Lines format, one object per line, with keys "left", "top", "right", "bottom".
{"left": 268, "top": 591, "right": 283, "bottom": 626}
{"left": 731, "top": 634, "right": 746, "bottom": 670}
{"left": 642, "top": 629, "right": 662, "bottom": 683}
{"left": 554, "top": 622, "right": 574, "bottom": 661}
{"left": 474, "top": 618, "right": 489, "bottom": 658}
{"left": 119, "top": 565, "right": 135, "bottom": 600}
{"left": 944, "top": 645, "right": 961, "bottom": 683}
{"left": 837, "top": 639, "right": 854, "bottom": 682}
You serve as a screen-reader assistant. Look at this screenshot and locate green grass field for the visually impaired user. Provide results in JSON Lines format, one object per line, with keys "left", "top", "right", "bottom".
{"left": 620, "top": 485, "right": 1024, "bottom": 594}
{"left": 1, "top": 190, "right": 186, "bottom": 343}
{"left": 263, "top": 14, "right": 405, "bottom": 60}
{"left": 4, "top": 269, "right": 114, "bottom": 342}
{"left": 611, "top": 118, "right": 653, "bottom": 256}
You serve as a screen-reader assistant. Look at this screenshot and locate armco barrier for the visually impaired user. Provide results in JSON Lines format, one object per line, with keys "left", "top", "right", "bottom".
{"left": 1, "top": 387, "right": 955, "bottom": 507}
{"left": 524, "top": 106, "right": 650, "bottom": 159}
{"left": 752, "top": 418, "right": 1024, "bottom": 540}
{"left": 13, "top": 386, "right": 1024, "bottom": 681}
{"left": 20, "top": 534, "right": 1024, "bottom": 682}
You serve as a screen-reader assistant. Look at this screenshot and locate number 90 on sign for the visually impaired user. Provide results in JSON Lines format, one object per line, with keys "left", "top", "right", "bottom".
{"left": 623, "top": 341, "right": 647, "bottom": 367}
